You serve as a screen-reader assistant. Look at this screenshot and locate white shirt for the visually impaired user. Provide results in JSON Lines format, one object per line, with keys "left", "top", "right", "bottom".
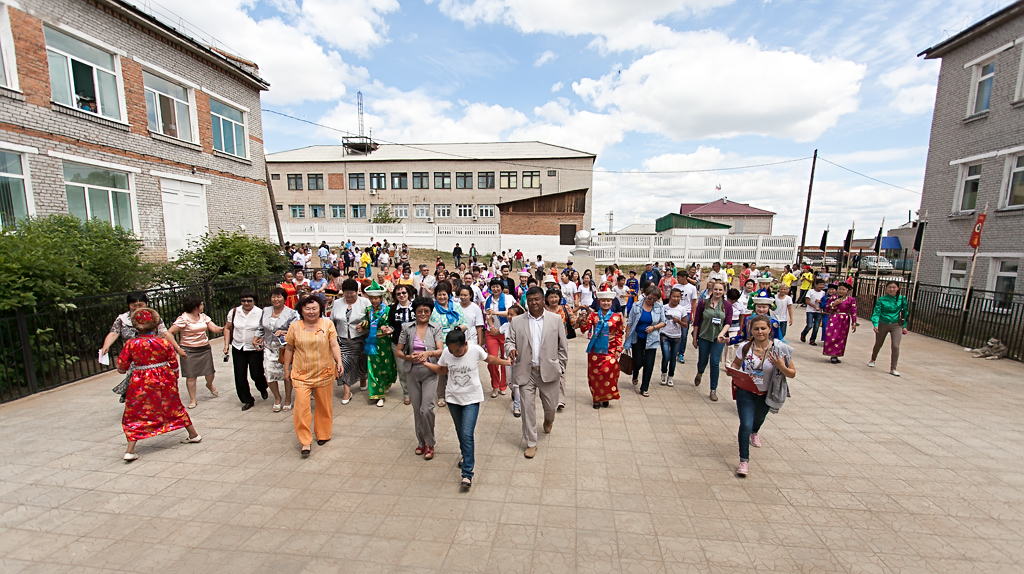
{"left": 708, "top": 270, "right": 728, "bottom": 283}
{"left": 486, "top": 293, "right": 516, "bottom": 312}
{"left": 438, "top": 345, "right": 487, "bottom": 405}
{"left": 806, "top": 289, "right": 825, "bottom": 311}
{"left": 579, "top": 284, "right": 594, "bottom": 307}
{"left": 378, "top": 252, "right": 391, "bottom": 267}
{"left": 672, "top": 283, "right": 698, "bottom": 314}
{"left": 330, "top": 297, "right": 371, "bottom": 339}
{"left": 662, "top": 304, "right": 686, "bottom": 339}
{"left": 460, "top": 302, "right": 485, "bottom": 344}
{"left": 613, "top": 285, "right": 630, "bottom": 306}
{"left": 472, "top": 283, "right": 486, "bottom": 306}
{"left": 292, "top": 252, "right": 307, "bottom": 267}
{"left": 772, "top": 295, "right": 794, "bottom": 323}
{"left": 228, "top": 306, "right": 262, "bottom": 350}
{"left": 529, "top": 312, "right": 544, "bottom": 366}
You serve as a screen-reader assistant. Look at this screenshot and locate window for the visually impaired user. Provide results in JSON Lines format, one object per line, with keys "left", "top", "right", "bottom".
{"left": 276, "top": 204, "right": 283, "bottom": 210}
{"left": 435, "top": 204, "right": 451, "bottom": 218}
{"left": 0, "top": 151, "right": 29, "bottom": 228}
{"left": 63, "top": 161, "right": 132, "bottom": 231}
{"left": 289, "top": 205, "right": 305, "bottom": 218}
{"left": 1005, "top": 156, "right": 1024, "bottom": 208}
{"left": 391, "top": 172, "right": 408, "bottom": 189}
{"left": 0, "top": 30, "right": 8, "bottom": 89}
{"left": 559, "top": 224, "right": 577, "bottom": 246}
{"left": 412, "top": 172, "right": 428, "bottom": 189}
{"left": 392, "top": 204, "right": 409, "bottom": 218}
{"left": 44, "top": 27, "right": 121, "bottom": 120}
{"left": 957, "top": 164, "right": 981, "bottom": 212}
{"left": 331, "top": 204, "right": 345, "bottom": 218}
{"left": 522, "top": 171, "right": 541, "bottom": 188}
{"left": 271, "top": 174, "right": 281, "bottom": 180}
{"left": 370, "top": 173, "right": 386, "bottom": 190}
{"left": 351, "top": 204, "right": 366, "bottom": 219}
{"left": 947, "top": 259, "right": 969, "bottom": 289}
{"left": 434, "top": 172, "right": 451, "bottom": 189}
{"left": 210, "top": 99, "right": 247, "bottom": 158}
{"left": 414, "top": 204, "right": 429, "bottom": 218}
{"left": 457, "top": 204, "right": 473, "bottom": 217}
{"left": 308, "top": 174, "right": 324, "bottom": 190}
{"left": 972, "top": 61, "right": 995, "bottom": 115}
{"left": 500, "top": 171, "right": 517, "bottom": 189}
{"left": 310, "top": 204, "right": 325, "bottom": 218}
{"left": 547, "top": 170, "right": 557, "bottom": 177}
{"left": 456, "top": 172, "right": 473, "bottom": 189}
{"left": 992, "top": 260, "right": 1019, "bottom": 308}
{"left": 142, "top": 71, "right": 192, "bottom": 142}
{"left": 478, "top": 172, "right": 495, "bottom": 189}
{"left": 478, "top": 204, "right": 495, "bottom": 218}
{"left": 287, "top": 174, "right": 302, "bottom": 190}
{"left": 349, "top": 173, "right": 365, "bottom": 190}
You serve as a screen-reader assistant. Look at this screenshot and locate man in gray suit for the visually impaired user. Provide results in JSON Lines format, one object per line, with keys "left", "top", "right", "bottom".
{"left": 505, "top": 286, "right": 569, "bottom": 458}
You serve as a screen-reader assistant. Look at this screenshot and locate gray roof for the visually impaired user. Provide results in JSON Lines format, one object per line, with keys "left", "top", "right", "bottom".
{"left": 266, "top": 141, "right": 596, "bottom": 163}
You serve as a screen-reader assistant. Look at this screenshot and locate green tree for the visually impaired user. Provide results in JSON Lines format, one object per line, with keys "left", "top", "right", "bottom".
{"left": 0, "top": 215, "right": 151, "bottom": 310}
{"left": 370, "top": 204, "right": 402, "bottom": 223}
{"left": 169, "top": 231, "right": 289, "bottom": 284}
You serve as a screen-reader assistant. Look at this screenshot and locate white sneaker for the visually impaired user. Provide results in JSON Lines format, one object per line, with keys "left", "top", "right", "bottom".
{"left": 659, "top": 373, "right": 668, "bottom": 386}
{"left": 666, "top": 377, "right": 674, "bottom": 387}
{"left": 890, "top": 370, "right": 900, "bottom": 377}
{"left": 867, "top": 362, "right": 875, "bottom": 368}
{"left": 376, "top": 398, "right": 385, "bottom": 407}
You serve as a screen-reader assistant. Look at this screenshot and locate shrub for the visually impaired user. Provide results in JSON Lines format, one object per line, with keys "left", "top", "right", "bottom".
{"left": 169, "top": 231, "right": 289, "bottom": 284}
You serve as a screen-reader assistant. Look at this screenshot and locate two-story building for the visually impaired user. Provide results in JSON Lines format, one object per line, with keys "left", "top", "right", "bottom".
{"left": 678, "top": 198, "right": 775, "bottom": 234}
{"left": 0, "top": 0, "right": 271, "bottom": 260}
{"left": 918, "top": 1, "right": 1024, "bottom": 297}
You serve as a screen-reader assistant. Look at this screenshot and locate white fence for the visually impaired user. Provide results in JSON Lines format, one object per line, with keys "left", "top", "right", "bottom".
{"left": 591, "top": 234, "right": 798, "bottom": 267}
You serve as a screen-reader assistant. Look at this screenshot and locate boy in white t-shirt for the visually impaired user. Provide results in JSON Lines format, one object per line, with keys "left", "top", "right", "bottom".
{"left": 771, "top": 284, "right": 794, "bottom": 341}
{"left": 423, "top": 329, "right": 511, "bottom": 490}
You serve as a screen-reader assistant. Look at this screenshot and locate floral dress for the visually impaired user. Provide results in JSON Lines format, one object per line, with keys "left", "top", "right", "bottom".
{"left": 578, "top": 310, "right": 625, "bottom": 403}
{"left": 823, "top": 296, "right": 857, "bottom": 357}
{"left": 364, "top": 304, "right": 397, "bottom": 400}
{"left": 117, "top": 335, "right": 191, "bottom": 441}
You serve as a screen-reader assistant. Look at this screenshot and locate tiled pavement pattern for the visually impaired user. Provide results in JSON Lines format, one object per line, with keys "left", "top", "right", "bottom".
{"left": 1, "top": 313, "right": 1023, "bottom": 574}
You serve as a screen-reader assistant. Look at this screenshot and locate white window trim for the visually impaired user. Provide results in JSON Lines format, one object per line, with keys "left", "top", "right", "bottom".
{"left": 0, "top": 5, "right": 20, "bottom": 91}
{"left": 952, "top": 163, "right": 981, "bottom": 214}
{"left": 392, "top": 204, "right": 408, "bottom": 218}
{"left": 48, "top": 150, "right": 140, "bottom": 173}
{"left": 0, "top": 141, "right": 38, "bottom": 154}
{"left": 1015, "top": 41, "right": 1024, "bottom": 102}
{"left": 0, "top": 150, "right": 35, "bottom": 219}
{"left": 63, "top": 169, "right": 139, "bottom": 234}
{"left": 208, "top": 95, "right": 248, "bottom": 158}
{"left": 966, "top": 59, "right": 995, "bottom": 117}
{"left": 201, "top": 88, "right": 249, "bottom": 113}
{"left": 937, "top": 251, "right": 1024, "bottom": 259}
{"left": 133, "top": 57, "right": 199, "bottom": 90}
{"left": 950, "top": 151, "right": 998, "bottom": 166}
{"left": 986, "top": 258, "right": 1019, "bottom": 291}
{"left": 139, "top": 62, "right": 200, "bottom": 144}
{"left": 44, "top": 26, "right": 127, "bottom": 123}
{"left": 413, "top": 204, "right": 429, "bottom": 218}
{"left": 149, "top": 169, "right": 210, "bottom": 186}
{"left": 962, "top": 40, "right": 1016, "bottom": 69}
{"left": 456, "top": 204, "right": 473, "bottom": 218}
{"left": 52, "top": 23, "right": 126, "bottom": 57}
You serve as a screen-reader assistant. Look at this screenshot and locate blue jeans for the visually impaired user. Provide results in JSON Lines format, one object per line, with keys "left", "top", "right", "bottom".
{"left": 660, "top": 336, "right": 681, "bottom": 376}
{"left": 448, "top": 402, "right": 480, "bottom": 479}
{"left": 677, "top": 325, "right": 689, "bottom": 361}
{"left": 801, "top": 312, "right": 822, "bottom": 342}
{"left": 696, "top": 338, "right": 725, "bottom": 391}
{"left": 777, "top": 321, "right": 788, "bottom": 340}
{"left": 735, "top": 388, "right": 770, "bottom": 461}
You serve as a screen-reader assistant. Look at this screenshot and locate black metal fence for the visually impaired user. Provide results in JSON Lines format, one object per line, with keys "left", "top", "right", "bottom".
{"left": 854, "top": 277, "right": 1023, "bottom": 361}
{"left": 0, "top": 274, "right": 286, "bottom": 403}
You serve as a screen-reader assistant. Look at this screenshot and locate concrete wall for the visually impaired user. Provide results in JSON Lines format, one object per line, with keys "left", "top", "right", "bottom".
{"left": 1, "top": 1, "right": 270, "bottom": 260}
{"left": 919, "top": 15, "right": 1024, "bottom": 288}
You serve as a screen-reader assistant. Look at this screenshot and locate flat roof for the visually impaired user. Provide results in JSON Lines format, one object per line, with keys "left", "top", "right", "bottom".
{"left": 919, "top": 0, "right": 1024, "bottom": 59}
{"left": 266, "top": 141, "right": 597, "bottom": 163}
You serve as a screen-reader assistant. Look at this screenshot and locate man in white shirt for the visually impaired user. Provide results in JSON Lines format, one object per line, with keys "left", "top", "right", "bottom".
{"left": 413, "top": 264, "right": 436, "bottom": 298}
{"left": 292, "top": 249, "right": 307, "bottom": 269}
{"left": 377, "top": 250, "right": 391, "bottom": 269}
{"left": 707, "top": 262, "right": 728, "bottom": 285}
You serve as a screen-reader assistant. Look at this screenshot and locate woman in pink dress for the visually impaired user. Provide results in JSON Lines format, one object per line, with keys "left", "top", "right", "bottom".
{"left": 117, "top": 308, "right": 202, "bottom": 462}
{"left": 822, "top": 283, "right": 858, "bottom": 363}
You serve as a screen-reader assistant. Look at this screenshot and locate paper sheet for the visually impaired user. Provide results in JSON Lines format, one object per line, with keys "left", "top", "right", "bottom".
{"left": 97, "top": 350, "right": 109, "bottom": 366}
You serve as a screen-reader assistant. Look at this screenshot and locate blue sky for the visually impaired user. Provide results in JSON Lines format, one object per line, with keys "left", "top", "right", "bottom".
{"left": 168, "top": 0, "right": 1011, "bottom": 237}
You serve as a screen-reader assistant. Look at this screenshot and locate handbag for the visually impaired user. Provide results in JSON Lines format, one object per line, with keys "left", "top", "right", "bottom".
{"left": 619, "top": 351, "right": 633, "bottom": 376}
{"left": 562, "top": 306, "right": 576, "bottom": 340}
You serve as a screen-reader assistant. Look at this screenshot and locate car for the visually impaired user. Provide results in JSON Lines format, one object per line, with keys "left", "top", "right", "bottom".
{"left": 858, "top": 256, "right": 894, "bottom": 272}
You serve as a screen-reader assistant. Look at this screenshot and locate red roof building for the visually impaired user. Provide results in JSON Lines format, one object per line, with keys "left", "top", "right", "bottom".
{"left": 678, "top": 197, "right": 776, "bottom": 234}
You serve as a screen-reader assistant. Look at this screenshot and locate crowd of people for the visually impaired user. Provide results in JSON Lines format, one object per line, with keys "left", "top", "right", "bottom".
{"left": 106, "top": 244, "right": 909, "bottom": 481}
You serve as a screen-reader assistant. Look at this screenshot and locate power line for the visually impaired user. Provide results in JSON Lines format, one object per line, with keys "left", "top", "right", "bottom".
{"left": 817, "top": 157, "right": 922, "bottom": 195}
{"left": 262, "top": 108, "right": 812, "bottom": 174}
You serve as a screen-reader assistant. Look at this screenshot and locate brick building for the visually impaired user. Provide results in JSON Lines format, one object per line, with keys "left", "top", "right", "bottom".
{"left": 918, "top": 1, "right": 1024, "bottom": 295}
{"left": 265, "top": 141, "right": 596, "bottom": 253}
{"left": 0, "top": 0, "right": 271, "bottom": 260}
{"left": 678, "top": 197, "right": 775, "bottom": 234}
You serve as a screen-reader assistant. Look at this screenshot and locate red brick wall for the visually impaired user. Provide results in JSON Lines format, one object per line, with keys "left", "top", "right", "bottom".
{"left": 194, "top": 90, "right": 214, "bottom": 153}
{"left": 10, "top": 8, "right": 49, "bottom": 108}
{"left": 500, "top": 212, "right": 584, "bottom": 236}
{"left": 119, "top": 58, "right": 149, "bottom": 136}
{"left": 328, "top": 173, "right": 345, "bottom": 190}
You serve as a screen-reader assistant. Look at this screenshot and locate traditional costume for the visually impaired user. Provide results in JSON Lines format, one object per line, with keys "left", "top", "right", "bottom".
{"left": 823, "top": 294, "right": 857, "bottom": 358}
{"left": 363, "top": 281, "right": 397, "bottom": 401}
{"left": 730, "top": 296, "right": 785, "bottom": 345}
{"left": 578, "top": 290, "right": 624, "bottom": 406}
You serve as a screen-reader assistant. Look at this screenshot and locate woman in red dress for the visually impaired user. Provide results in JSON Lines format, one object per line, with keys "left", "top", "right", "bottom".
{"left": 117, "top": 308, "right": 202, "bottom": 462}
{"left": 281, "top": 272, "right": 298, "bottom": 309}
{"left": 577, "top": 289, "right": 625, "bottom": 409}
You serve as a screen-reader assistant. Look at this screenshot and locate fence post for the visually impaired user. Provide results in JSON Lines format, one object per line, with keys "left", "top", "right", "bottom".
{"left": 15, "top": 309, "right": 38, "bottom": 395}
{"left": 957, "top": 287, "right": 972, "bottom": 346}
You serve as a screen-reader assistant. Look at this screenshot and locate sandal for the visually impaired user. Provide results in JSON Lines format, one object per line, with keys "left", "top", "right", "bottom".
{"left": 641, "top": 391, "right": 650, "bottom": 397}
{"left": 187, "top": 401, "right": 197, "bottom": 409}
{"left": 180, "top": 434, "right": 202, "bottom": 444}
{"left": 282, "top": 403, "right": 293, "bottom": 411}
{"left": 461, "top": 477, "right": 472, "bottom": 489}
{"left": 273, "top": 403, "right": 282, "bottom": 413}
{"left": 206, "top": 382, "right": 219, "bottom": 397}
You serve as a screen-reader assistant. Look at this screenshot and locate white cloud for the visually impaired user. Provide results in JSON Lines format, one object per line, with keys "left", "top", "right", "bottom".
{"left": 550, "top": 81, "right": 564, "bottom": 92}
{"left": 827, "top": 147, "right": 927, "bottom": 164}
{"left": 879, "top": 62, "right": 940, "bottom": 115}
{"left": 297, "top": 0, "right": 400, "bottom": 56}
{"left": 534, "top": 50, "right": 557, "bottom": 66}
{"left": 573, "top": 31, "right": 865, "bottom": 142}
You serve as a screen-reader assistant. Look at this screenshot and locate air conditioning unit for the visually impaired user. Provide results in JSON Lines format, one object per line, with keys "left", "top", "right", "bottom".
{"left": 472, "top": 215, "right": 478, "bottom": 221}
{"left": 427, "top": 217, "right": 434, "bottom": 223}
{"left": 369, "top": 189, "right": 377, "bottom": 195}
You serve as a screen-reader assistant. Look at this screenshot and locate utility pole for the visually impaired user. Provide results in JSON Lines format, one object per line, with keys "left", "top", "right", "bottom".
{"left": 607, "top": 210, "right": 614, "bottom": 234}
{"left": 265, "top": 163, "right": 285, "bottom": 247}
{"left": 797, "top": 149, "right": 817, "bottom": 265}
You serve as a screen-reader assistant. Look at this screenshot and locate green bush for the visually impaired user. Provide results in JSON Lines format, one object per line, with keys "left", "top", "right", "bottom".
{"left": 169, "top": 231, "right": 289, "bottom": 284}
{"left": 0, "top": 215, "right": 152, "bottom": 310}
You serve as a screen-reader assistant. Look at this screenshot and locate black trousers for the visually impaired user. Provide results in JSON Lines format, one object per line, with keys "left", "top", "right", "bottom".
{"left": 232, "top": 346, "right": 268, "bottom": 405}
{"left": 630, "top": 341, "right": 658, "bottom": 393}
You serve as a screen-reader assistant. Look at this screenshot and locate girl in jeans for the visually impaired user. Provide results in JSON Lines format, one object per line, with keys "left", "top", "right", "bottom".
{"left": 624, "top": 285, "right": 667, "bottom": 397}
{"left": 729, "top": 314, "right": 795, "bottom": 477}
{"left": 659, "top": 289, "right": 687, "bottom": 387}
{"left": 691, "top": 281, "right": 732, "bottom": 402}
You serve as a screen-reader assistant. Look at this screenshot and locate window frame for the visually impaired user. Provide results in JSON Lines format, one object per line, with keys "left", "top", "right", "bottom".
{"left": 434, "top": 172, "right": 451, "bottom": 190}
{"left": 412, "top": 172, "right": 429, "bottom": 189}
{"left": 330, "top": 204, "right": 346, "bottom": 218}
{"left": 209, "top": 96, "right": 248, "bottom": 158}
{"left": 309, "top": 204, "right": 326, "bottom": 218}
{"left": 478, "top": 204, "right": 495, "bottom": 218}
{"left": 369, "top": 172, "right": 386, "bottom": 190}
{"left": 499, "top": 171, "right": 517, "bottom": 189}
{"left": 391, "top": 172, "right": 408, "bottom": 189}
{"left": 392, "top": 204, "right": 409, "bottom": 218}
{"left": 44, "top": 25, "right": 126, "bottom": 122}
{"left": 456, "top": 204, "right": 473, "bottom": 218}
{"left": 1001, "top": 154, "right": 1024, "bottom": 209}
{"left": 435, "top": 204, "right": 451, "bottom": 218}
{"left": 350, "top": 204, "right": 367, "bottom": 219}
{"left": 0, "top": 6, "right": 20, "bottom": 91}
{"left": 522, "top": 170, "right": 541, "bottom": 189}
{"left": 954, "top": 163, "right": 981, "bottom": 213}
{"left": 456, "top": 172, "right": 473, "bottom": 189}
{"left": 349, "top": 173, "right": 365, "bottom": 190}
{"left": 62, "top": 159, "right": 136, "bottom": 232}
{"left": 287, "top": 174, "right": 303, "bottom": 190}
{"left": 414, "top": 204, "right": 429, "bottom": 218}
{"left": 968, "top": 59, "right": 995, "bottom": 116}
{"left": 307, "top": 174, "right": 324, "bottom": 191}
{"left": 141, "top": 69, "right": 196, "bottom": 143}
{"left": 0, "top": 148, "right": 33, "bottom": 228}
{"left": 478, "top": 171, "right": 495, "bottom": 189}
{"left": 289, "top": 204, "right": 305, "bottom": 218}
{"left": 989, "top": 259, "right": 1019, "bottom": 309}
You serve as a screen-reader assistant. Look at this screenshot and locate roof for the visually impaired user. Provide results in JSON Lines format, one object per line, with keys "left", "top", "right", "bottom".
{"left": 919, "top": 0, "right": 1024, "bottom": 59}
{"left": 655, "top": 213, "right": 732, "bottom": 232}
{"left": 615, "top": 224, "right": 656, "bottom": 235}
{"left": 881, "top": 236, "right": 902, "bottom": 250}
{"left": 678, "top": 198, "right": 776, "bottom": 217}
{"left": 265, "top": 142, "right": 597, "bottom": 163}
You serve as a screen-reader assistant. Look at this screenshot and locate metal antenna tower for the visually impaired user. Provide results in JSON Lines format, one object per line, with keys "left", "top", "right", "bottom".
{"left": 357, "top": 91, "right": 364, "bottom": 137}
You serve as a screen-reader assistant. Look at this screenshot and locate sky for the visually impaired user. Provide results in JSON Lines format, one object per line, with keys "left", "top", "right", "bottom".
{"left": 157, "top": 0, "right": 1012, "bottom": 239}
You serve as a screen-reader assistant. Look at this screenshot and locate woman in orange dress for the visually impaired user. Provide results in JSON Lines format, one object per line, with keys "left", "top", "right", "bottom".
{"left": 117, "top": 308, "right": 202, "bottom": 462}
{"left": 578, "top": 289, "right": 625, "bottom": 408}
{"left": 281, "top": 271, "right": 298, "bottom": 309}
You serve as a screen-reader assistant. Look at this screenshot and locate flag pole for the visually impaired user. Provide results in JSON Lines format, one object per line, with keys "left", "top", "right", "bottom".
{"left": 961, "top": 203, "right": 988, "bottom": 315}
{"left": 873, "top": 217, "right": 885, "bottom": 296}
{"left": 909, "top": 210, "right": 927, "bottom": 312}
{"left": 843, "top": 221, "right": 855, "bottom": 283}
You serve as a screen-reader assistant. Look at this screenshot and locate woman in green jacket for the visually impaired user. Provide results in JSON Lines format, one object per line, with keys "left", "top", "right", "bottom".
{"left": 868, "top": 281, "right": 908, "bottom": 376}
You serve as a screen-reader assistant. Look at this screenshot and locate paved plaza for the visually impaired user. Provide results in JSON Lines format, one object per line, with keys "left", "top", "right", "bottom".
{"left": 1, "top": 313, "right": 1023, "bottom": 574}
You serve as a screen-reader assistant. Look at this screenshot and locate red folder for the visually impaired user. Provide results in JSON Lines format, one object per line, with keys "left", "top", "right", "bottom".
{"left": 727, "top": 367, "right": 764, "bottom": 395}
